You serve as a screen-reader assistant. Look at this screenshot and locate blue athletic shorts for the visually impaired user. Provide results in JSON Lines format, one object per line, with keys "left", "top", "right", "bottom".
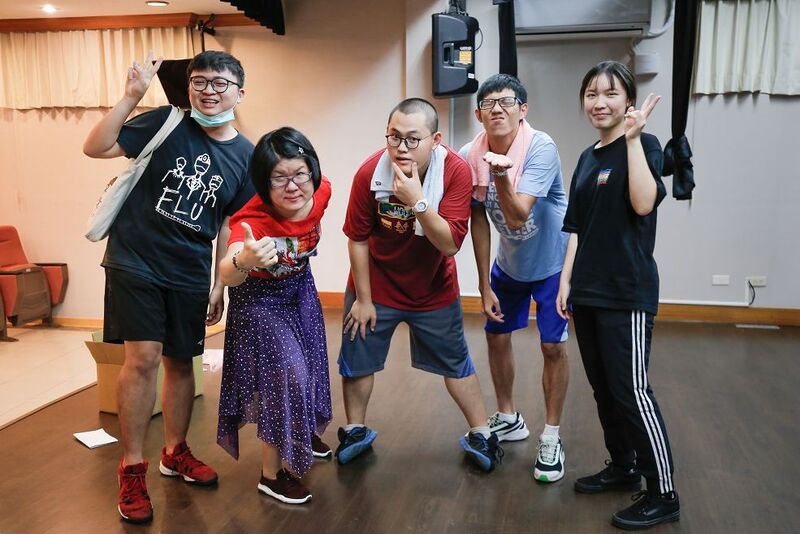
{"left": 338, "top": 290, "right": 476, "bottom": 379}
{"left": 484, "top": 263, "right": 569, "bottom": 343}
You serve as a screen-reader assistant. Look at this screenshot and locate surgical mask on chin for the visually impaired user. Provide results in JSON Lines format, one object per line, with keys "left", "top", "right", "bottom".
{"left": 190, "top": 106, "right": 235, "bottom": 127}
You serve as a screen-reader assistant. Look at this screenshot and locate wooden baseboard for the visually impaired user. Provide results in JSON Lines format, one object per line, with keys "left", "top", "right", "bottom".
{"left": 47, "top": 297, "right": 799, "bottom": 330}
{"left": 319, "top": 292, "right": 800, "bottom": 326}
{"left": 48, "top": 317, "right": 227, "bottom": 336}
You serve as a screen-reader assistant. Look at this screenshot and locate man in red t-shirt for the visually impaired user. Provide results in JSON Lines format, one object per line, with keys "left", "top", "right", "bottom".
{"left": 336, "top": 98, "right": 502, "bottom": 472}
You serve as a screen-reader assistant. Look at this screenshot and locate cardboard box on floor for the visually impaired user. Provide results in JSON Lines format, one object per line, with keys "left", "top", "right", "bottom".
{"left": 85, "top": 331, "right": 203, "bottom": 416}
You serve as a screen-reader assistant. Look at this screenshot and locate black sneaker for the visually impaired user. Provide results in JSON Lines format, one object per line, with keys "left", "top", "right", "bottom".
{"left": 459, "top": 432, "right": 504, "bottom": 472}
{"left": 611, "top": 490, "right": 680, "bottom": 530}
{"left": 335, "top": 426, "right": 378, "bottom": 464}
{"left": 574, "top": 460, "right": 641, "bottom": 494}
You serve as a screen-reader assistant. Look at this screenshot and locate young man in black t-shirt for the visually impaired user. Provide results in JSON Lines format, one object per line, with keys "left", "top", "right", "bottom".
{"left": 84, "top": 50, "right": 254, "bottom": 524}
{"left": 557, "top": 61, "right": 679, "bottom": 530}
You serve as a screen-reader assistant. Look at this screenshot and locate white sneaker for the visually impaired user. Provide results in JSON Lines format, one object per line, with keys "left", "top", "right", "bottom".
{"left": 534, "top": 434, "right": 565, "bottom": 482}
{"left": 487, "top": 412, "right": 530, "bottom": 442}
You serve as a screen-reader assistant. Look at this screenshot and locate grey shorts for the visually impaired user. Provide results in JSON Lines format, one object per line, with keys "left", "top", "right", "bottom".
{"left": 337, "top": 290, "right": 475, "bottom": 378}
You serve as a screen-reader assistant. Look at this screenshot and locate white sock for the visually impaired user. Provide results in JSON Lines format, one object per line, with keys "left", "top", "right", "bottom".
{"left": 345, "top": 423, "right": 365, "bottom": 432}
{"left": 470, "top": 426, "right": 491, "bottom": 439}
{"left": 542, "top": 424, "right": 560, "bottom": 438}
{"left": 496, "top": 411, "right": 516, "bottom": 422}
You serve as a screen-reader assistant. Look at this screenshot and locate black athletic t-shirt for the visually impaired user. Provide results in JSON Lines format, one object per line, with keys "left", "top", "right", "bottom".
{"left": 562, "top": 133, "right": 666, "bottom": 314}
{"left": 103, "top": 106, "right": 255, "bottom": 291}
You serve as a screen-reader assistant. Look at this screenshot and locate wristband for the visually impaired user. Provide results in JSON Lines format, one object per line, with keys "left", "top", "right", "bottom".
{"left": 490, "top": 168, "right": 509, "bottom": 177}
{"left": 231, "top": 252, "right": 255, "bottom": 274}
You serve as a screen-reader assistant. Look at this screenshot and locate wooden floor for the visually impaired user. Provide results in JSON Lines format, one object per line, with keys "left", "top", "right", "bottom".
{"left": 0, "top": 312, "right": 798, "bottom": 533}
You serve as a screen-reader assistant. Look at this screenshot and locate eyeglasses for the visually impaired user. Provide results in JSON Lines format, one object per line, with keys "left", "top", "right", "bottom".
{"left": 189, "top": 76, "right": 240, "bottom": 93}
{"left": 478, "top": 96, "right": 523, "bottom": 110}
{"left": 270, "top": 171, "right": 313, "bottom": 189}
{"left": 385, "top": 134, "right": 432, "bottom": 150}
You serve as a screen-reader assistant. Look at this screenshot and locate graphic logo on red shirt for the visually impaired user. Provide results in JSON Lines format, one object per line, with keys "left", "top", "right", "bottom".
{"left": 262, "top": 224, "right": 321, "bottom": 278}
{"left": 378, "top": 202, "right": 414, "bottom": 235}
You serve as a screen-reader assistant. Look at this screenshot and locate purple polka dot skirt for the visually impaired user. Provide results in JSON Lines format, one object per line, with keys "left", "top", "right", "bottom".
{"left": 217, "top": 267, "right": 332, "bottom": 476}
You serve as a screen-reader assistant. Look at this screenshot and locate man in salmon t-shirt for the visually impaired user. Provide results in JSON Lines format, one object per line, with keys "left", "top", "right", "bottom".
{"left": 336, "top": 98, "right": 502, "bottom": 473}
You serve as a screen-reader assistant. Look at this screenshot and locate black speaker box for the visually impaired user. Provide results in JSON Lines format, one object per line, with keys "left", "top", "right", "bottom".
{"left": 432, "top": 13, "right": 479, "bottom": 97}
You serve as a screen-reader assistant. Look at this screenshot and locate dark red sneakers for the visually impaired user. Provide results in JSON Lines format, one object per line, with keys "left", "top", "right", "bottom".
{"left": 312, "top": 434, "right": 332, "bottom": 459}
{"left": 159, "top": 442, "right": 218, "bottom": 486}
{"left": 118, "top": 460, "right": 153, "bottom": 524}
{"left": 257, "top": 469, "right": 312, "bottom": 504}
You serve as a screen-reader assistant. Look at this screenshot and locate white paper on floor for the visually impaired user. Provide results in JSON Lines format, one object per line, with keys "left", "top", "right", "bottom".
{"left": 74, "top": 428, "right": 118, "bottom": 449}
{"left": 203, "top": 349, "right": 224, "bottom": 372}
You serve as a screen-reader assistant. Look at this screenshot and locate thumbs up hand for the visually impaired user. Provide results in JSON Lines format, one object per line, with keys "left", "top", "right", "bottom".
{"left": 238, "top": 222, "right": 278, "bottom": 270}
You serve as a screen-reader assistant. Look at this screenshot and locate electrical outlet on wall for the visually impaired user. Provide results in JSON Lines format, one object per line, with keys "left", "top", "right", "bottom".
{"left": 712, "top": 275, "right": 730, "bottom": 286}
{"left": 746, "top": 276, "right": 767, "bottom": 287}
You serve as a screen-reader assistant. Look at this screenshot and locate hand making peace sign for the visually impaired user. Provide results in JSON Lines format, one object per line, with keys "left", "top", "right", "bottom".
{"left": 125, "top": 51, "right": 164, "bottom": 101}
{"left": 624, "top": 92, "right": 661, "bottom": 140}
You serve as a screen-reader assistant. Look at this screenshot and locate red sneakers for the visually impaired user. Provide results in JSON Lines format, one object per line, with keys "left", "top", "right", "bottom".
{"left": 257, "top": 469, "right": 312, "bottom": 504}
{"left": 118, "top": 460, "right": 153, "bottom": 524}
{"left": 159, "top": 442, "right": 218, "bottom": 486}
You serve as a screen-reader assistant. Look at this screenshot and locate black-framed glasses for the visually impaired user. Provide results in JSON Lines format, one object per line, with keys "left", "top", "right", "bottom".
{"left": 478, "top": 96, "right": 523, "bottom": 110}
{"left": 385, "top": 134, "right": 432, "bottom": 150}
{"left": 270, "top": 171, "right": 312, "bottom": 189}
{"left": 189, "top": 76, "right": 240, "bottom": 93}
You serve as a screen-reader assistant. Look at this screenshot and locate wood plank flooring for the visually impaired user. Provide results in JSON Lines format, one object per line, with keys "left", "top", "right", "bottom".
{"left": 0, "top": 312, "right": 798, "bottom": 533}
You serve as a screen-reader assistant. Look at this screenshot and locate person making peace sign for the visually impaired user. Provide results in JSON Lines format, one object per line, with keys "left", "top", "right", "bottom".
{"left": 556, "top": 60, "right": 680, "bottom": 530}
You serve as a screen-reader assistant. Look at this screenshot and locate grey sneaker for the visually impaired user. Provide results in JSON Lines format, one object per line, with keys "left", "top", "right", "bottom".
{"left": 488, "top": 412, "right": 530, "bottom": 442}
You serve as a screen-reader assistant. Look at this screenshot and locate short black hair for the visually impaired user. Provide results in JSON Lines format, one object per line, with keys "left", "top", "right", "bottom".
{"left": 579, "top": 60, "right": 636, "bottom": 108}
{"left": 387, "top": 98, "right": 438, "bottom": 133}
{"left": 187, "top": 50, "right": 245, "bottom": 87}
{"left": 250, "top": 127, "right": 322, "bottom": 205}
{"left": 476, "top": 74, "right": 528, "bottom": 107}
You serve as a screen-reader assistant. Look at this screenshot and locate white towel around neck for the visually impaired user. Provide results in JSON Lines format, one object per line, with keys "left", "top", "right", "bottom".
{"left": 370, "top": 145, "right": 447, "bottom": 236}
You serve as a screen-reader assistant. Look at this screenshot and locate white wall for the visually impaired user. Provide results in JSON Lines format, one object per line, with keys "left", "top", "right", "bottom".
{"left": 1, "top": 0, "right": 797, "bottom": 320}
{"left": 451, "top": 0, "right": 800, "bottom": 309}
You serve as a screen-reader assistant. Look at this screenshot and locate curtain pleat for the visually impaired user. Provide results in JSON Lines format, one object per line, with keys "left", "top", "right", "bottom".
{"left": 695, "top": 0, "right": 800, "bottom": 95}
{"left": 0, "top": 26, "right": 194, "bottom": 109}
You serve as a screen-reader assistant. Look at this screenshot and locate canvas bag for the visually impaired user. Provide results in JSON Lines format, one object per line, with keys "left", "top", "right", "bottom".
{"left": 85, "top": 106, "right": 184, "bottom": 242}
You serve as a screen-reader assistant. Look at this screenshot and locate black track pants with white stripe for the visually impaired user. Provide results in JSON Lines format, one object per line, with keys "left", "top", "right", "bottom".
{"left": 572, "top": 305, "right": 675, "bottom": 494}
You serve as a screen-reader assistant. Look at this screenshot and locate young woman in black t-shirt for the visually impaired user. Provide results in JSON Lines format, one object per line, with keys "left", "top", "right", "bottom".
{"left": 556, "top": 61, "right": 679, "bottom": 530}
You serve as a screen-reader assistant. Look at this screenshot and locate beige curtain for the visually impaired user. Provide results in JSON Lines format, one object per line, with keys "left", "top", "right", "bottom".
{"left": 0, "top": 26, "right": 195, "bottom": 109}
{"left": 694, "top": 0, "right": 800, "bottom": 95}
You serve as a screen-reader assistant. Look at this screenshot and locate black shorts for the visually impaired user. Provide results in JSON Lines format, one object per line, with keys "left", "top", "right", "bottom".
{"left": 103, "top": 268, "right": 208, "bottom": 359}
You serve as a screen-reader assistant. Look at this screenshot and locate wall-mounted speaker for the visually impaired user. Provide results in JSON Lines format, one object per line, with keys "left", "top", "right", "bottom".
{"left": 432, "top": 13, "right": 479, "bottom": 97}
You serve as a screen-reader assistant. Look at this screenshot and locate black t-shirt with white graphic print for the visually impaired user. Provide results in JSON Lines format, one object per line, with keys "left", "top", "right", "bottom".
{"left": 103, "top": 106, "right": 254, "bottom": 291}
{"left": 562, "top": 133, "right": 666, "bottom": 315}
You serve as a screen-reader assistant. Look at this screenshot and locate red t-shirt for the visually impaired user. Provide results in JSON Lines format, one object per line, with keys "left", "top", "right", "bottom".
{"left": 229, "top": 177, "right": 331, "bottom": 279}
{"left": 343, "top": 146, "right": 472, "bottom": 311}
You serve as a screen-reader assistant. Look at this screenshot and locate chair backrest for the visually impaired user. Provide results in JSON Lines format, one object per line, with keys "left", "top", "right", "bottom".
{"left": 0, "top": 226, "right": 29, "bottom": 268}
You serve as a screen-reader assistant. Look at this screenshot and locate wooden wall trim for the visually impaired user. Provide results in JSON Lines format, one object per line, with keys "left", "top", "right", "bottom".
{"left": 317, "top": 292, "right": 800, "bottom": 326}
{"left": 48, "top": 296, "right": 799, "bottom": 329}
{"left": 0, "top": 13, "right": 258, "bottom": 32}
{"left": 0, "top": 13, "right": 200, "bottom": 32}
{"left": 50, "top": 317, "right": 226, "bottom": 337}
{"left": 213, "top": 14, "right": 260, "bottom": 27}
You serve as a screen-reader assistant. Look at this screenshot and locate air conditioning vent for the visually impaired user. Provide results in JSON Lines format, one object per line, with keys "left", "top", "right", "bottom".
{"left": 514, "top": 0, "right": 652, "bottom": 36}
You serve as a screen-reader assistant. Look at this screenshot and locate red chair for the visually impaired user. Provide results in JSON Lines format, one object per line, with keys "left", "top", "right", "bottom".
{"left": 0, "top": 226, "right": 68, "bottom": 340}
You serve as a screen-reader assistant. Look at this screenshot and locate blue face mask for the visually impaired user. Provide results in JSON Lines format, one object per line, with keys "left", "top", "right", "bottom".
{"left": 190, "top": 106, "right": 236, "bottom": 127}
